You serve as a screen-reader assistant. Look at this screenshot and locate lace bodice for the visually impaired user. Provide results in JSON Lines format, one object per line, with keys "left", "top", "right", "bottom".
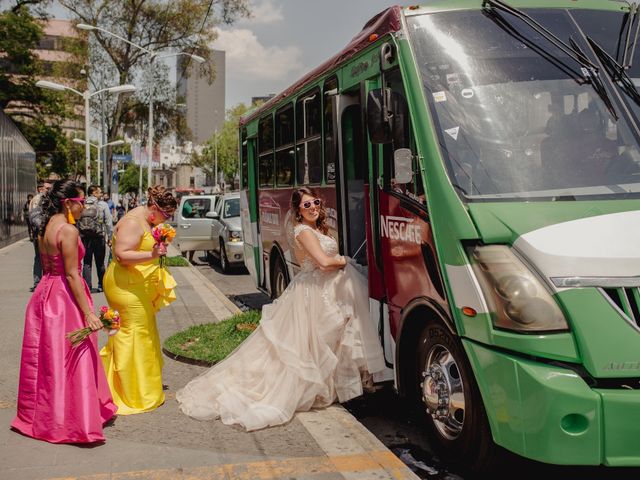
{"left": 293, "top": 224, "right": 338, "bottom": 272}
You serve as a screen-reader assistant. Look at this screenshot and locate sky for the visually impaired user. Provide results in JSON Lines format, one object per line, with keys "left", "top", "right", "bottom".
{"left": 46, "top": 0, "right": 399, "bottom": 110}
{"left": 217, "top": 0, "right": 398, "bottom": 107}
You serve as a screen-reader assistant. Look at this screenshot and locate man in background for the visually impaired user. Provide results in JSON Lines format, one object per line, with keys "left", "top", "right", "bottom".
{"left": 77, "top": 185, "right": 112, "bottom": 293}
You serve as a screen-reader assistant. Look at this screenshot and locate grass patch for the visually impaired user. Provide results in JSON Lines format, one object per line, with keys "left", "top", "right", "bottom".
{"left": 163, "top": 310, "right": 261, "bottom": 364}
{"left": 164, "top": 255, "right": 190, "bottom": 267}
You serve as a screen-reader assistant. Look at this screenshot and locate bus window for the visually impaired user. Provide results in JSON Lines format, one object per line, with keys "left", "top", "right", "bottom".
{"left": 324, "top": 76, "right": 338, "bottom": 184}
{"left": 296, "top": 89, "right": 322, "bottom": 184}
{"left": 383, "top": 69, "right": 425, "bottom": 206}
{"left": 258, "top": 115, "right": 274, "bottom": 187}
{"left": 275, "top": 104, "right": 295, "bottom": 186}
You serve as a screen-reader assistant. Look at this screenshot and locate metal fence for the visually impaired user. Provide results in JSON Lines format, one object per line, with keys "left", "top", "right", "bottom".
{"left": 0, "top": 111, "right": 36, "bottom": 248}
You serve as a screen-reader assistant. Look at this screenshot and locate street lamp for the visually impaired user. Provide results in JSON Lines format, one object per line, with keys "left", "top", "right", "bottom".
{"left": 72, "top": 138, "right": 125, "bottom": 186}
{"left": 76, "top": 23, "right": 205, "bottom": 195}
{"left": 36, "top": 80, "right": 135, "bottom": 185}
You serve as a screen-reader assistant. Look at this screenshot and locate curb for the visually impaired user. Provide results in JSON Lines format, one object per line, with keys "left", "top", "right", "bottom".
{"left": 162, "top": 346, "right": 217, "bottom": 367}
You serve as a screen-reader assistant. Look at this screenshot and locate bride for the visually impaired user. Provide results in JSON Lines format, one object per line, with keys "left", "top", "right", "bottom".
{"left": 176, "top": 187, "right": 385, "bottom": 431}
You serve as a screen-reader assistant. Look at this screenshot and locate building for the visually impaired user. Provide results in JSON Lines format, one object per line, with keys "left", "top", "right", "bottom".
{"left": 151, "top": 141, "right": 208, "bottom": 192}
{"left": 177, "top": 50, "right": 225, "bottom": 145}
{"left": 5, "top": 19, "right": 86, "bottom": 137}
{"left": 251, "top": 94, "right": 275, "bottom": 106}
{"left": 0, "top": 111, "right": 36, "bottom": 247}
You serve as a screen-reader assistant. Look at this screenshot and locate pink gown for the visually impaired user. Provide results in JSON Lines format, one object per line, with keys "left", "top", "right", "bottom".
{"left": 11, "top": 224, "right": 117, "bottom": 443}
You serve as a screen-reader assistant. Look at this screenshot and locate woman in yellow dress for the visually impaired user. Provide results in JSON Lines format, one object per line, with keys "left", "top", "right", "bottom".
{"left": 101, "top": 186, "right": 177, "bottom": 414}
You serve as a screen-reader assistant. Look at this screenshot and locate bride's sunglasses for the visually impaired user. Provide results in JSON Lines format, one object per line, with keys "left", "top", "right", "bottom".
{"left": 67, "top": 197, "right": 86, "bottom": 205}
{"left": 301, "top": 199, "right": 321, "bottom": 209}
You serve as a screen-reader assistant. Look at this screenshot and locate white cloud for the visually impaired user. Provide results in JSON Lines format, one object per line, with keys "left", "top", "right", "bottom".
{"left": 242, "top": 0, "right": 284, "bottom": 25}
{"left": 215, "top": 29, "right": 303, "bottom": 82}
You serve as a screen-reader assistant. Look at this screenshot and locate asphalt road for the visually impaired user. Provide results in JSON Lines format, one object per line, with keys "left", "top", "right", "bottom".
{"left": 194, "top": 253, "right": 640, "bottom": 480}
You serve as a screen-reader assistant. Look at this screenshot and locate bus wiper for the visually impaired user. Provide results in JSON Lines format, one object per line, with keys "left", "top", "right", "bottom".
{"left": 569, "top": 38, "right": 619, "bottom": 121}
{"left": 587, "top": 35, "right": 640, "bottom": 108}
{"left": 482, "top": 0, "right": 599, "bottom": 71}
{"left": 483, "top": 0, "right": 619, "bottom": 120}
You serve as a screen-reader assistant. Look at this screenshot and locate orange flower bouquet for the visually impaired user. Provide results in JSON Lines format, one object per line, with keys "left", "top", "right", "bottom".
{"left": 151, "top": 223, "right": 176, "bottom": 268}
{"left": 66, "top": 306, "right": 121, "bottom": 347}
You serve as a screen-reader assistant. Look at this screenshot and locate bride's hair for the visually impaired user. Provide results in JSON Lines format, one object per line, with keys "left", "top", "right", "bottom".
{"left": 291, "top": 187, "right": 328, "bottom": 235}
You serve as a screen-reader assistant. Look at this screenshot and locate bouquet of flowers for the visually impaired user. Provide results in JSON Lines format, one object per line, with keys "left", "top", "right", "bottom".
{"left": 66, "top": 306, "right": 121, "bottom": 348}
{"left": 151, "top": 223, "right": 176, "bottom": 268}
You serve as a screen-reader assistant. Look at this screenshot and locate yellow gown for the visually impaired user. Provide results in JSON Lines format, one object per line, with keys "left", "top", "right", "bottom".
{"left": 100, "top": 221, "right": 177, "bottom": 415}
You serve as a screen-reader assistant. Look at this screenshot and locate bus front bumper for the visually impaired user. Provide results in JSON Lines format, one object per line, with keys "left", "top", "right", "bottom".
{"left": 464, "top": 340, "right": 640, "bottom": 466}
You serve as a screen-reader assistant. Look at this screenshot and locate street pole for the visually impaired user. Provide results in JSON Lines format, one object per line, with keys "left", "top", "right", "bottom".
{"left": 147, "top": 64, "right": 154, "bottom": 194}
{"left": 138, "top": 141, "right": 143, "bottom": 201}
{"left": 84, "top": 91, "right": 91, "bottom": 185}
{"left": 214, "top": 129, "right": 218, "bottom": 189}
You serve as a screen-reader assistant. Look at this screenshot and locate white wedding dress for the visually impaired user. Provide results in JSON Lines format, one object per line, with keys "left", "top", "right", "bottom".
{"left": 176, "top": 223, "right": 385, "bottom": 431}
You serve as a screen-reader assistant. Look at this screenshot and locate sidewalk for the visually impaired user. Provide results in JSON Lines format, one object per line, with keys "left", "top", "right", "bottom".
{"left": 0, "top": 239, "right": 419, "bottom": 480}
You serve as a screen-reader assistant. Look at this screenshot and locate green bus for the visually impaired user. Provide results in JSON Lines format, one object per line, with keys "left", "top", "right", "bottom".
{"left": 239, "top": 0, "right": 640, "bottom": 470}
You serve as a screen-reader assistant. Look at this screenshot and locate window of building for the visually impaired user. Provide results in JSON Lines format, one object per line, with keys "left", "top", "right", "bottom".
{"left": 296, "top": 88, "right": 322, "bottom": 185}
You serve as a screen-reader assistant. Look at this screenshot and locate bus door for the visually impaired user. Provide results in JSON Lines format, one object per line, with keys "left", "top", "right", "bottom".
{"left": 333, "top": 82, "right": 395, "bottom": 382}
{"left": 371, "top": 68, "right": 448, "bottom": 359}
{"left": 331, "top": 91, "right": 367, "bottom": 264}
{"left": 241, "top": 134, "right": 264, "bottom": 289}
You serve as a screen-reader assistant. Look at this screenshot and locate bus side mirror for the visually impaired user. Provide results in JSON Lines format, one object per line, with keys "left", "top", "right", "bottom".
{"left": 394, "top": 148, "right": 413, "bottom": 184}
{"left": 367, "top": 88, "right": 393, "bottom": 144}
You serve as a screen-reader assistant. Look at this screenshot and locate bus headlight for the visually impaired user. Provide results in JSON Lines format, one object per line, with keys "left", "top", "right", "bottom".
{"left": 469, "top": 245, "right": 568, "bottom": 332}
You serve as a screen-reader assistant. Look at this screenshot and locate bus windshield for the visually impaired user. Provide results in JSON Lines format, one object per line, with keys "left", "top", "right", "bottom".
{"left": 407, "top": 9, "right": 640, "bottom": 201}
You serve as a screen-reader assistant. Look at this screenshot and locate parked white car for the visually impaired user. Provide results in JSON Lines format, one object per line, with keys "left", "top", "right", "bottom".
{"left": 175, "top": 195, "right": 219, "bottom": 256}
{"left": 207, "top": 192, "right": 243, "bottom": 273}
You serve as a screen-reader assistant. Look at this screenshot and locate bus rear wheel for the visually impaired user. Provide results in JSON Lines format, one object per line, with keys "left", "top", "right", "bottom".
{"left": 271, "top": 256, "right": 288, "bottom": 299}
{"left": 416, "top": 322, "right": 497, "bottom": 472}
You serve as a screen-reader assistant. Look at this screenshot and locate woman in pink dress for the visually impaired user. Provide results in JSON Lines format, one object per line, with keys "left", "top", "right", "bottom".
{"left": 12, "top": 180, "right": 117, "bottom": 443}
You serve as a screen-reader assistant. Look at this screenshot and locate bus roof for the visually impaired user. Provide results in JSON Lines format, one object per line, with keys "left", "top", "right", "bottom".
{"left": 240, "top": 5, "right": 402, "bottom": 125}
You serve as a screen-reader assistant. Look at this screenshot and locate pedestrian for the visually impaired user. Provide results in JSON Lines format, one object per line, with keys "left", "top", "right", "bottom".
{"left": 23, "top": 194, "right": 33, "bottom": 240}
{"left": 12, "top": 180, "right": 117, "bottom": 444}
{"left": 27, "top": 180, "right": 53, "bottom": 291}
{"left": 100, "top": 185, "right": 177, "bottom": 415}
{"left": 102, "top": 192, "right": 115, "bottom": 219}
{"left": 115, "top": 200, "right": 126, "bottom": 223}
{"left": 176, "top": 187, "right": 384, "bottom": 431}
{"left": 77, "top": 185, "right": 112, "bottom": 293}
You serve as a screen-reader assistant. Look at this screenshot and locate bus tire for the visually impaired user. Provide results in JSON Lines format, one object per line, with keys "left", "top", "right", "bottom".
{"left": 271, "top": 255, "right": 288, "bottom": 299}
{"left": 416, "top": 322, "right": 497, "bottom": 472}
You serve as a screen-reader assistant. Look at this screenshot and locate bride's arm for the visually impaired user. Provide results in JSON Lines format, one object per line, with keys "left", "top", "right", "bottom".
{"left": 296, "top": 229, "right": 346, "bottom": 271}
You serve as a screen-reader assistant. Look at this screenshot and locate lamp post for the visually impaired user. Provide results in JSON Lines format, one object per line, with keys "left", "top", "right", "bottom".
{"left": 36, "top": 80, "right": 135, "bottom": 185}
{"left": 76, "top": 24, "right": 205, "bottom": 196}
{"left": 72, "top": 138, "right": 125, "bottom": 186}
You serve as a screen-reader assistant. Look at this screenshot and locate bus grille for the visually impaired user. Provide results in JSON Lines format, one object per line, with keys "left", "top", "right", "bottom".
{"left": 602, "top": 288, "right": 640, "bottom": 327}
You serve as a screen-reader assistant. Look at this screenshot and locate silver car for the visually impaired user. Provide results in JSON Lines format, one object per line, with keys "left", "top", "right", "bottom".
{"left": 175, "top": 195, "right": 219, "bottom": 255}
{"left": 207, "top": 192, "right": 243, "bottom": 273}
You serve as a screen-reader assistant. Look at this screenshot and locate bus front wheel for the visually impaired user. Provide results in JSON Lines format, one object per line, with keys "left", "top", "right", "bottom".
{"left": 416, "top": 322, "right": 496, "bottom": 472}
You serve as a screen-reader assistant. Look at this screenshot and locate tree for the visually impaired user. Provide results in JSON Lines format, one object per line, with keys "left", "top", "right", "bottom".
{"left": 60, "top": 0, "right": 251, "bottom": 190}
{"left": 118, "top": 163, "right": 147, "bottom": 195}
{"left": 192, "top": 103, "right": 249, "bottom": 186}
{"left": 1, "top": 1, "right": 86, "bottom": 178}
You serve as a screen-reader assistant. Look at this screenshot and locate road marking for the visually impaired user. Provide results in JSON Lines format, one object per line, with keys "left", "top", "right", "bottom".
{"left": 45, "top": 451, "right": 413, "bottom": 480}
{"left": 297, "top": 405, "right": 419, "bottom": 479}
